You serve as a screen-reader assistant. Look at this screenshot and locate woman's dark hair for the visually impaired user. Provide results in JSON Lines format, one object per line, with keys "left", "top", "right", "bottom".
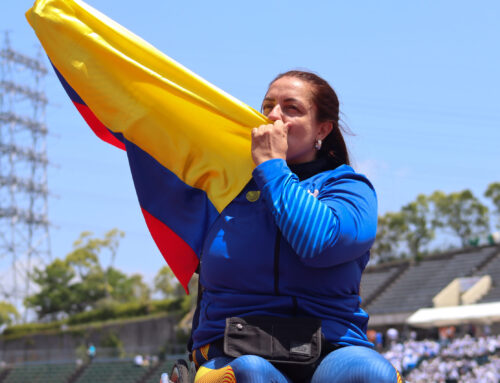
{"left": 269, "top": 70, "right": 350, "bottom": 167}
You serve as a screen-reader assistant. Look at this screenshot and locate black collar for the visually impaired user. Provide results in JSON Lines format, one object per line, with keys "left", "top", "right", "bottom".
{"left": 289, "top": 156, "right": 331, "bottom": 181}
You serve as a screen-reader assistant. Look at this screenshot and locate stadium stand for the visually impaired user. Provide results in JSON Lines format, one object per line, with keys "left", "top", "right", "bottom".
{"left": 0, "top": 245, "right": 498, "bottom": 382}
{"left": 1, "top": 362, "right": 76, "bottom": 383}
{"left": 73, "top": 360, "right": 149, "bottom": 383}
{"left": 363, "top": 246, "right": 498, "bottom": 315}
{"left": 142, "top": 359, "right": 175, "bottom": 383}
{"left": 0, "top": 368, "right": 12, "bottom": 382}
{"left": 360, "top": 265, "right": 407, "bottom": 306}
{"left": 67, "top": 363, "right": 88, "bottom": 383}
{"left": 383, "top": 334, "right": 500, "bottom": 382}
{"left": 476, "top": 251, "right": 500, "bottom": 303}
{"left": 0, "top": 358, "right": 189, "bottom": 383}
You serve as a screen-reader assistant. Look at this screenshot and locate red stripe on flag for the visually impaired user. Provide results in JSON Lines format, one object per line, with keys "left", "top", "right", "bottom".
{"left": 74, "top": 102, "right": 126, "bottom": 150}
{"left": 141, "top": 208, "right": 199, "bottom": 293}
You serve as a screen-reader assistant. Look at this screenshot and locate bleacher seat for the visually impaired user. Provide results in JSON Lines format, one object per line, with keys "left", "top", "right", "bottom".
{"left": 74, "top": 360, "right": 148, "bottom": 383}
{"left": 366, "top": 247, "right": 496, "bottom": 315}
{"left": 476, "top": 251, "right": 500, "bottom": 303}
{"left": 2, "top": 362, "right": 76, "bottom": 383}
{"left": 143, "top": 359, "right": 176, "bottom": 383}
{"left": 360, "top": 266, "right": 401, "bottom": 304}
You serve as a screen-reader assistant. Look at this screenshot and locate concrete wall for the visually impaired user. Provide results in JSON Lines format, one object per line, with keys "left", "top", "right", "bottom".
{"left": 0, "top": 314, "right": 183, "bottom": 364}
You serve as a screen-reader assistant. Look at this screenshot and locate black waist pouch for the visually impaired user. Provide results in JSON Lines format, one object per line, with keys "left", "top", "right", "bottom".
{"left": 224, "top": 316, "right": 322, "bottom": 381}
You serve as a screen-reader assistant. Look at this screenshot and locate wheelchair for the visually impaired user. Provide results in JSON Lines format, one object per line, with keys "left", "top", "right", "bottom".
{"left": 168, "top": 358, "right": 196, "bottom": 383}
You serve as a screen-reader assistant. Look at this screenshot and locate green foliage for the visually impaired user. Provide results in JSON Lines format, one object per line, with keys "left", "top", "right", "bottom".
{"left": 154, "top": 296, "right": 186, "bottom": 315}
{"left": 373, "top": 184, "right": 495, "bottom": 264}
{"left": 100, "top": 331, "right": 124, "bottom": 357}
{"left": 68, "top": 302, "right": 148, "bottom": 325}
{"left": 154, "top": 266, "right": 185, "bottom": 299}
{"left": 105, "top": 268, "right": 151, "bottom": 303}
{"left": 187, "top": 273, "right": 199, "bottom": 308}
{"left": 372, "top": 194, "right": 436, "bottom": 263}
{"left": 371, "top": 212, "right": 407, "bottom": 263}
{"left": 75, "top": 343, "right": 89, "bottom": 361}
{"left": 485, "top": 182, "right": 500, "bottom": 228}
{"left": 25, "top": 229, "right": 152, "bottom": 320}
{"left": 400, "top": 194, "right": 436, "bottom": 259}
{"left": 69, "top": 229, "right": 124, "bottom": 271}
{"left": 180, "top": 294, "right": 194, "bottom": 313}
{"left": 152, "top": 297, "right": 185, "bottom": 313}
{"left": 24, "top": 259, "right": 76, "bottom": 320}
{"left": 0, "top": 301, "right": 20, "bottom": 326}
{"left": 65, "top": 229, "right": 125, "bottom": 311}
{"left": 175, "top": 326, "right": 191, "bottom": 344}
{"left": 67, "top": 297, "right": 185, "bottom": 326}
{"left": 432, "top": 189, "right": 490, "bottom": 246}
{"left": 3, "top": 296, "right": 187, "bottom": 340}
{"left": 2, "top": 321, "right": 63, "bottom": 337}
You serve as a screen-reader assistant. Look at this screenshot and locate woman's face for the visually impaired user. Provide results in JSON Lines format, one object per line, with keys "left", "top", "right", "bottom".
{"left": 262, "top": 76, "right": 332, "bottom": 164}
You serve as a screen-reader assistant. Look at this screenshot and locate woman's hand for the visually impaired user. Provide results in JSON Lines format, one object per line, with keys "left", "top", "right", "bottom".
{"left": 251, "top": 120, "right": 290, "bottom": 166}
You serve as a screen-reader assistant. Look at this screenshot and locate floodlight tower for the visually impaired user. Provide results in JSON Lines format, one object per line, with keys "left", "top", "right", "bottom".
{"left": 0, "top": 33, "right": 51, "bottom": 317}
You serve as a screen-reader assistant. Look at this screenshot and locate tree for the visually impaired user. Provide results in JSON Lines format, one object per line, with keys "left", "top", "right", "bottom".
{"left": 105, "top": 267, "right": 150, "bottom": 303}
{"left": 485, "top": 182, "right": 500, "bottom": 229}
{"left": 24, "top": 258, "right": 76, "bottom": 320}
{"left": 67, "top": 229, "right": 124, "bottom": 278}
{"left": 65, "top": 233, "right": 108, "bottom": 313}
{"left": 400, "top": 194, "right": 436, "bottom": 259}
{"left": 154, "top": 266, "right": 184, "bottom": 299}
{"left": 432, "top": 189, "right": 490, "bottom": 246}
{"left": 371, "top": 212, "right": 407, "bottom": 263}
{"left": 25, "top": 229, "right": 150, "bottom": 320}
{"left": 0, "top": 301, "right": 20, "bottom": 326}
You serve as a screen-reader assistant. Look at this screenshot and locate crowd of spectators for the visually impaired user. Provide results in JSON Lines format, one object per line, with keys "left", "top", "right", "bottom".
{"left": 407, "top": 355, "right": 500, "bottom": 383}
{"left": 381, "top": 329, "right": 500, "bottom": 383}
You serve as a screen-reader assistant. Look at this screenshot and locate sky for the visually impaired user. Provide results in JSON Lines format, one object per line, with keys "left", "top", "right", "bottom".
{"left": 1, "top": 1, "right": 499, "bottom": 294}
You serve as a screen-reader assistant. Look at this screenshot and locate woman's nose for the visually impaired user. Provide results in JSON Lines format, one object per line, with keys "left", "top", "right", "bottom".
{"left": 267, "top": 104, "right": 282, "bottom": 121}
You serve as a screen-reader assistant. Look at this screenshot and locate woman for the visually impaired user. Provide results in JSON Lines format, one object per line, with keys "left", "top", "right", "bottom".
{"left": 188, "top": 71, "right": 402, "bottom": 383}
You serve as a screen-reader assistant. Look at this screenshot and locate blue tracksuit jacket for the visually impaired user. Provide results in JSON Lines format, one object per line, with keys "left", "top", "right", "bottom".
{"left": 192, "top": 158, "right": 377, "bottom": 349}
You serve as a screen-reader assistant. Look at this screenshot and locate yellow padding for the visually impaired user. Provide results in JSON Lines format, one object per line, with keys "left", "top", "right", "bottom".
{"left": 195, "top": 365, "right": 236, "bottom": 383}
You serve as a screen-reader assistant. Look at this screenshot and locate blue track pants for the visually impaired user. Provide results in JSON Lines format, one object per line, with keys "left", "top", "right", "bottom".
{"left": 194, "top": 345, "right": 402, "bottom": 383}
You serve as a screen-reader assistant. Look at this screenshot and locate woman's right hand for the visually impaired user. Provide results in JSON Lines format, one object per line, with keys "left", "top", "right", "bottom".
{"left": 251, "top": 120, "right": 290, "bottom": 166}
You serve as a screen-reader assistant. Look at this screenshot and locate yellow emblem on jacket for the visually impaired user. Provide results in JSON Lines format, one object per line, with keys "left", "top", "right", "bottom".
{"left": 246, "top": 191, "right": 260, "bottom": 202}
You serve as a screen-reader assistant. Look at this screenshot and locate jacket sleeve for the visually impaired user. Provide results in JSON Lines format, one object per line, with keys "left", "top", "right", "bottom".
{"left": 252, "top": 159, "right": 377, "bottom": 268}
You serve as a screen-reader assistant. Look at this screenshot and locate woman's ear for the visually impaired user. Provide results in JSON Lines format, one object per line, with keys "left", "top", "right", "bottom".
{"left": 319, "top": 121, "right": 333, "bottom": 140}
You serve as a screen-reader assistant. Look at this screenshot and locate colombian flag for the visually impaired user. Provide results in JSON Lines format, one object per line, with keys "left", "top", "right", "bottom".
{"left": 26, "top": 0, "right": 269, "bottom": 291}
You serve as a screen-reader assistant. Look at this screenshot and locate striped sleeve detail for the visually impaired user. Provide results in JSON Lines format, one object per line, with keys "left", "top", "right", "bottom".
{"left": 254, "top": 159, "right": 377, "bottom": 267}
{"left": 271, "top": 175, "right": 338, "bottom": 259}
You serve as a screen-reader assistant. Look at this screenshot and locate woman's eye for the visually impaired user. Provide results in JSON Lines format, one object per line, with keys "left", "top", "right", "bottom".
{"left": 262, "top": 105, "right": 273, "bottom": 115}
{"left": 284, "top": 105, "right": 299, "bottom": 112}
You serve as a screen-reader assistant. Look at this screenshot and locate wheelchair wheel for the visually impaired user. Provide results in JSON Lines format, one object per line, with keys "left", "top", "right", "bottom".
{"left": 170, "top": 359, "right": 190, "bottom": 383}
